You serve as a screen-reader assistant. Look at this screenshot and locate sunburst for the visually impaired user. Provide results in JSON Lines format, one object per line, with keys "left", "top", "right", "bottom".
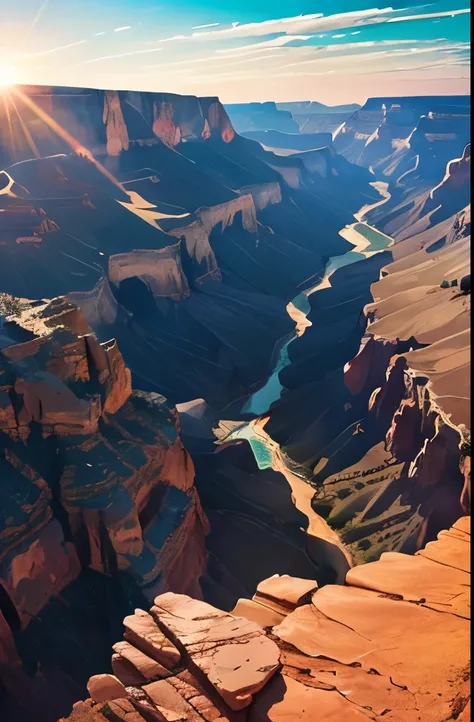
{"left": 0, "top": 65, "right": 20, "bottom": 89}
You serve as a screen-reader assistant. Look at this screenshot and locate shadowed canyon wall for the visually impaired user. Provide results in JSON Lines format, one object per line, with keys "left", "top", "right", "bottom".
{"left": 0, "top": 85, "right": 470, "bottom": 721}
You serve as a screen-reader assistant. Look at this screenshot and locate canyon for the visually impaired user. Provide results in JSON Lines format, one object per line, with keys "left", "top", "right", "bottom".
{"left": 0, "top": 85, "right": 470, "bottom": 721}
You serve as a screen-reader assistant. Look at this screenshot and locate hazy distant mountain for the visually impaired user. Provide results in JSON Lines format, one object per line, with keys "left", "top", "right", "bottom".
{"left": 277, "top": 100, "right": 361, "bottom": 114}
{"left": 226, "top": 100, "right": 360, "bottom": 135}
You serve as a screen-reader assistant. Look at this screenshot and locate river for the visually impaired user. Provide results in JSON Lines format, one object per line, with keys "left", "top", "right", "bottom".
{"left": 225, "top": 183, "right": 393, "bottom": 469}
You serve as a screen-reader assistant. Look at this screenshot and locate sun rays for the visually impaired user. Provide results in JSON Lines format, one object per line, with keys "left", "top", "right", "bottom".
{"left": 0, "top": 2, "right": 471, "bottom": 105}
{"left": 0, "top": 65, "right": 20, "bottom": 88}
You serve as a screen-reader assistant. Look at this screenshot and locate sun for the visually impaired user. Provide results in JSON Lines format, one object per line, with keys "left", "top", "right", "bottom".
{"left": 0, "top": 64, "right": 19, "bottom": 88}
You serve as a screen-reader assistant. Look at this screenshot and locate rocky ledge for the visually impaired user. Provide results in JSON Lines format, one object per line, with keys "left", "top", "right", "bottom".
{"left": 60, "top": 516, "right": 470, "bottom": 722}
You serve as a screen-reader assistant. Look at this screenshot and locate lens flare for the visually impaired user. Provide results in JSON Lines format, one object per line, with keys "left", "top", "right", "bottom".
{"left": 0, "top": 65, "right": 19, "bottom": 88}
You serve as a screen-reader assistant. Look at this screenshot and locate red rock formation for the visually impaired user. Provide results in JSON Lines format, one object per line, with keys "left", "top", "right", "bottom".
{"left": 58, "top": 517, "right": 470, "bottom": 722}
{"left": 103, "top": 91, "right": 130, "bottom": 157}
{"left": 206, "top": 101, "right": 235, "bottom": 144}
{"left": 153, "top": 102, "right": 182, "bottom": 148}
{"left": 344, "top": 335, "right": 397, "bottom": 396}
{"left": 0, "top": 296, "right": 209, "bottom": 636}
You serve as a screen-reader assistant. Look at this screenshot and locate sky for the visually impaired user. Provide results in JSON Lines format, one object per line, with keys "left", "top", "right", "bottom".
{"left": 0, "top": 0, "right": 470, "bottom": 104}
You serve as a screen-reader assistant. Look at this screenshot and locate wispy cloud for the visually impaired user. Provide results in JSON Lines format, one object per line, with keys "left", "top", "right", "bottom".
{"left": 387, "top": 9, "right": 471, "bottom": 23}
{"left": 145, "top": 48, "right": 291, "bottom": 72}
{"left": 158, "top": 35, "right": 469, "bottom": 85}
{"left": 191, "top": 23, "right": 220, "bottom": 30}
{"left": 156, "top": 7, "right": 471, "bottom": 45}
{"left": 215, "top": 36, "right": 311, "bottom": 54}
{"left": 268, "top": 42, "right": 470, "bottom": 78}
{"left": 20, "top": 39, "right": 88, "bottom": 60}
{"left": 160, "top": 35, "right": 188, "bottom": 42}
{"left": 74, "top": 48, "right": 163, "bottom": 66}
{"left": 189, "top": 9, "right": 399, "bottom": 40}
{"left": 145, "top": 52, "right": 286, "bottom": 80}
{"left": 10, "top": 2, "right": 471, "bottom": 104}
{"left": 29, "top": 0, "right": 51, "bottom": 32}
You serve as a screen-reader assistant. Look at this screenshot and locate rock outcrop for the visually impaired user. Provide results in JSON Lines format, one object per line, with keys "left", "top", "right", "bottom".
{"left": 0, "top": 297, "right": 209, "bottom": 633}
{"left": 59, "top": 516, "right": 470, "bottom": 722}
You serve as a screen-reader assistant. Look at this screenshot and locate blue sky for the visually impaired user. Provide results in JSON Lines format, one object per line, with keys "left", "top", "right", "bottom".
{"left": 0, "top": 1, "right": 470, "bottom": 103}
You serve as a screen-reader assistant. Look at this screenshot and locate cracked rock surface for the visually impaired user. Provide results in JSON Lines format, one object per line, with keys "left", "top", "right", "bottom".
{"left": 60, "top": 516, "right": 470, "bottom": 721}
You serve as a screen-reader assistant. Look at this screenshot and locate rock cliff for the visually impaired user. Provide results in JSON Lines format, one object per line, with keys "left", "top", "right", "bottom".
{"left": 333, "top": 96, "right": 470, "bottom": 172}
{"left": 58, "top": 516, "right": 470, "bottom": 722}
{"left": 241, "top": 130, "right": 333, "bottom": 152}
{"left": 225, "top": 102, "right": 298, "bottom": 134}
{"left": 0, "top": 296, "right": 209, "bottom": 719}
{"left": 0, "top": 85, "right": 470, "bottom": 722}
{"left": 0, "top": 84, "right": 374, "bottom": 410}
{"left": 276, "top": 100, "right": 360, "bottom": 134}
{"left": 367, "top": 143, "right": 471, "bottom": 248}
{"left": 0, "top": 87, "right": 235, "bottom": 164}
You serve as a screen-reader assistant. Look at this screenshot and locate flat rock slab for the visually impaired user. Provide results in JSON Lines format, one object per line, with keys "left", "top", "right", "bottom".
{"left": 249, "top": 674, "right": 370, "bottom": 721}
{"left": 453, "top": 516, "right": 470, "bottom": 535}
{"left": 62, "top": 516, "right": 470, "bottom": 722}
{"left": 113, "top": 640, "right": 172, "bottom": 681}
{"left": 279, "top": 648, "right": 417, "bottom": 718}
{"left": 418, "top": 533, "right": 470, "bottom": 573}
{"left": 123, "top": 609, "right": 181, "bottom": 669}
{"left": 346, "top": 548, "right": 469, "bottom": 615}
{"left": 273, "top": 602, "right": 375, "bottom": 666}
{"left": 143, "top": 679, "right": 205, "bottom": 721}
{"left": 232, "top": 598, "right": 286, "bottom": 627}
{"left": 151, "top": 592, "right": 281, "bottom": 711}
{"left": 255, "top": 574, "right": 318, "bottom": 609}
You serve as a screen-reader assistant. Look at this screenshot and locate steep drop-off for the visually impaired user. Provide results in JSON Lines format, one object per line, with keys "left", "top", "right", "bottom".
{"left": 0, "top": 85, "right": 381, "bottom": 413}
{"left": 0, "top": 296, "right": 209, "bottom": 719}
{"left": 0, "top": 85, "right": 470, "bottom": 721}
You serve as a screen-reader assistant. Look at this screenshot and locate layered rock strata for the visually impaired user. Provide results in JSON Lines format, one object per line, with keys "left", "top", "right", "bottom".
{"left": 333, "top": 96, "right": 470, "bottom": 173}
{"left": 0, "top": 297, "right": 209, "bottom": 633}
{"left": 0, "top": 87, "right": 236, "bottom": 164}
{"left": 59, "top": 516, "right": 470, "bottom": 722}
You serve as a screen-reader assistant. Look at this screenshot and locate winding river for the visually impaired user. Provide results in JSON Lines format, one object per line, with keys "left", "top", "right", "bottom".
{"left": 226, "top": 183, "right": 393, "bottom": 470}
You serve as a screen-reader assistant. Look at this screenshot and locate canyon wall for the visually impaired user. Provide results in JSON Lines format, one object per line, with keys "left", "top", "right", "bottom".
{"left": 0, "top": 298, "right": 209, "bottom": 689}
{"left": 225, "top": 102, "right": 299, "bottom": 134}
{"left": 333, "top": 96, "right": 470, "bottom": 166}
{"left": 0, "top": 87, "right": 235, "bottom": 164}
{"left": 0, "top": 85, "right": 470, "bottom": 722}
{"left": 0, "top": 85, "right": 374, "bottom": 411}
